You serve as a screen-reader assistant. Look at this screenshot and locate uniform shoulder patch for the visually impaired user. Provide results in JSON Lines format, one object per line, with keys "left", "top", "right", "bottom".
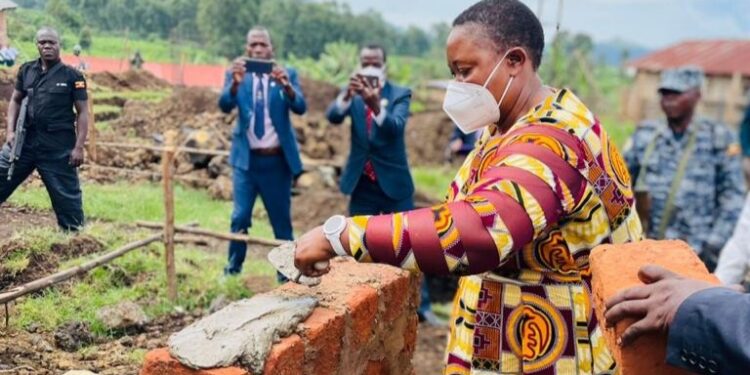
{"left": 74, "top": 81, "right": 86, "bottom": 89}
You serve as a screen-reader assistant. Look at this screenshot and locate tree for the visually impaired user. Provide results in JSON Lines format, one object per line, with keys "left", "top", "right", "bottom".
{"left": 196, "top": 0, "right": 261, "bottom": 59}
{"left": 46, "top": 0, "right": 83, "bottom": 30}
{"left": 397, "top": 26, "right": 431, "bottom": 56}
{"left": 79, "top": 26, "right": 92, "bottom": 49}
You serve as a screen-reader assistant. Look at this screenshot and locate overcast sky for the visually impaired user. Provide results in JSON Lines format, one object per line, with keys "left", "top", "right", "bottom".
{"left": 322, "top": 0, "right": 750, "bottom": 49}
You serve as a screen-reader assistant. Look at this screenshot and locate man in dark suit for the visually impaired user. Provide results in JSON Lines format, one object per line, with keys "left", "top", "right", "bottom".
{"left": 326, "top": 44, "right": 414, "bottom": 216}
{"left": 605, "top": 265, "right": 750, "bottom": 374}
{"left": 326, "top": 45, "right": 443, "bottom": 325}
{"left": 218, "top": 26, "right": 306, "bottom": 275}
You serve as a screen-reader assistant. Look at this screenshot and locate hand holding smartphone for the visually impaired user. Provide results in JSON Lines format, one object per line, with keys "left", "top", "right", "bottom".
{"left": 244, "top": 58, "right": 274, "bottom": 75}
{"left": 361, "top": 75, "right": 380, "bottom": 89}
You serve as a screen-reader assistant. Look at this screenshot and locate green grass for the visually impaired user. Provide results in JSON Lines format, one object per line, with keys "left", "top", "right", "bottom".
{"left": 11, "top": 224, "right": 259, "bottom": 335}
{"left": 93, "top": 89, "right": 172, "bottom": 103}
{"left": 127, "top": 349, "right": 148, "bottom": 365}
{"left": 8, "top": 181, "right": 274, "bottom": 238}
{"left": 96, "top": 120, "right": 112, "bottom": 132}
{"left": 0, "top": 227, "right": 71, "bottom": 275}
{"left": 600, "top": 115, "right": 636, "bottom": 149}
{"left": 13, "top": 34, "right": 224, "bottom": 66}
{"left": 93, "top": 104, "right": 122, "bottom": 115}
{"left": 413, "top": 166, "right": 454, "bottom": 201}
{"left": 7, "top": 214, "right": 277, "bottom": 335}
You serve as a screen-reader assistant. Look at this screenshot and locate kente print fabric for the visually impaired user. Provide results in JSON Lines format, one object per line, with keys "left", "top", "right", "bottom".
{"left": 347, "top": 89, "right": 642, "bottom": 374}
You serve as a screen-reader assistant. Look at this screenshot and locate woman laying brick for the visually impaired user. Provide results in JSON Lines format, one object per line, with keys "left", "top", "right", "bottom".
{"left": 294, "top": 0, "right": 642, "bottom": 373}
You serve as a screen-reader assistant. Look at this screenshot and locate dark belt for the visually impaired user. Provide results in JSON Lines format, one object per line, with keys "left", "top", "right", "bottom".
{"left": 251, "top": 147, "right": 282, "bottom": 156}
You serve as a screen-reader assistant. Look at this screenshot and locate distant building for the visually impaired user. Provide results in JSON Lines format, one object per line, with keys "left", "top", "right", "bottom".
{"left": 624, "top": 40, "right": 750, "bottom": 126}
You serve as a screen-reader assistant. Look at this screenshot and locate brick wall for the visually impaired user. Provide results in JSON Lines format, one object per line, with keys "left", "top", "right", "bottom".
{"left": 140, "top": 258, "right": 420, "bottom": 375}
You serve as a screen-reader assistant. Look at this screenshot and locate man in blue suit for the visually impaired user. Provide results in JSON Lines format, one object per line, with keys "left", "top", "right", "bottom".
{"left": 326, "top": 44, "right": 414, "bottom": 216}
{"left": 218, "top": 27, "right": 306, "bottom": 275}
{"left": 326, "top": 45, "right": 443, "bottom": 325}
{"left": 605, "top": 265, "right": 750, "bottom": 374}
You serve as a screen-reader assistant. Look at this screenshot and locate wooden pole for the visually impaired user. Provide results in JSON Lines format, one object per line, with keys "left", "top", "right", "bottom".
{"left": 87, "top": 98, "right": 98, "bottom": 163}
{"left": 92, "top": 141, "right": 229, "bottom": 157}
{"left": 0, "top": 234, "right": 161, "bottom": 304}
{"left": 85, "top": 142, "right": 342, "bottom": 168}
{"left": 135, "top": 221, "right": 286, "bottom": 247}
{"left": 79, "top": 164, "right": 209, "bottom": 184}
{"left": 163, "top": 130, "right": 177, "bottom": 302}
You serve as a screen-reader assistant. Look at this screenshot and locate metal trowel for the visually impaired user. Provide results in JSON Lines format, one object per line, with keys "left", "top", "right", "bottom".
{"left": 267, "top": 242, "right": 329, "bottom": 286}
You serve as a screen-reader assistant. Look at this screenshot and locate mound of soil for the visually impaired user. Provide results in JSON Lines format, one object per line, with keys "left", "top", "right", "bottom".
{"left": 0, "top": 233, "right": 104, "bottom": 290}
{"left": 406, "top": 109, "right": 456, "bottom": 166}
{"left": 89, "top": 70, "right": 170, "bottom": 91}
{"left": 0, "top": 310, "right": 201, "bottom": 375}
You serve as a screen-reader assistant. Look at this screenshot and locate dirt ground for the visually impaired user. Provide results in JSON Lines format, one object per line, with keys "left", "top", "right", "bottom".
{"left": 89, "top": 70, "right": 171, "bottom": 91}
{"left": 0, "top": 310, "right": 199, "bottom": 375}
{"left": 415, "top": 324, "right": 450, "bottom": 375}
{"left": 0, "top": 70, "right": 454, "bottom": 373}
{"left": 0, "top": 205, "right": 55, "bottom": 240}
{"left": 0, "top": 209, "right": 448, "bottom": 374}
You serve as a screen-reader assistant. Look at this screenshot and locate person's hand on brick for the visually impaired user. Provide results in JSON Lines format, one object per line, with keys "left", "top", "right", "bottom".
{"left": 294, "top": 225, "right": 337, "bottom": 277}
{"left": 604, "top": 264, "right": 716, "bottom": 346}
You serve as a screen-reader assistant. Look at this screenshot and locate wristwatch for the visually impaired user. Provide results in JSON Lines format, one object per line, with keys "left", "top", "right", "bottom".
{"left": 323, "top": 215, "right": 348, "bottom": 257}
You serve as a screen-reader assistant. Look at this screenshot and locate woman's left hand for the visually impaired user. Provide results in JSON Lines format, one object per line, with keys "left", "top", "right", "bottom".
{"left": 294, "top": 226, "right": 337, "bottom": 277}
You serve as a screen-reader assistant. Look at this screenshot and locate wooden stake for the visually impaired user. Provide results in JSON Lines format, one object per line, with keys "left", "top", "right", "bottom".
{"left": 135, "top": 221, "right": 286, "bottom": 247}
{"left": 163, "top": 130, "right": 178, "bottom": 302}
{"left": 0, "top": 234, "right": 161, "bottom": 305}
{"left": 87, "top": 98, "right": 98, "bottom": 163}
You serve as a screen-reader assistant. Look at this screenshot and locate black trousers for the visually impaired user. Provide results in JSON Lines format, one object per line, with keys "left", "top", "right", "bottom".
{"left": 0, "top": 132, "right": 83, "bottom": 231}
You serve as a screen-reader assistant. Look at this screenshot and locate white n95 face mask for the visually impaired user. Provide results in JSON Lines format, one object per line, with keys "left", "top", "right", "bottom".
{"left": 443, "top": 51, "right": 515, "bottom": 134}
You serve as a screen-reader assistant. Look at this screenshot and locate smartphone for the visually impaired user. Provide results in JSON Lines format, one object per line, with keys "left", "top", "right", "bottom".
{"left": 245, "top": 58, "right": 274, "bottom": 75}
{"left": 362, "top": 75, "right": 380, "bottom": 88}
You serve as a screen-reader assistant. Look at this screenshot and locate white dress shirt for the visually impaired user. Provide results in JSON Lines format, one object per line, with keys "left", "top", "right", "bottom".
{"left": 334, "top": 91, "right": 388, "bottom": 126}
{"left": 247, "top": 74, "right": 280, "bottom": 149}
{"left": 715, "top": 193, "right": 750, "bottom": 284}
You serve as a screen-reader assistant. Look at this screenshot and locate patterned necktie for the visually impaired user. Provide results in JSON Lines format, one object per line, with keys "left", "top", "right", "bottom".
{"left": 363, "top": 108, "right": 377, "bottom": 181}
{"left": 253, "top": 74, "right": 265, "bottom": 140}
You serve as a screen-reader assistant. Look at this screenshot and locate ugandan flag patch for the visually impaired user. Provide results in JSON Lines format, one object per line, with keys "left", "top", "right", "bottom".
{"left": 74, "top": 81, "right": 86, "bottom": 89}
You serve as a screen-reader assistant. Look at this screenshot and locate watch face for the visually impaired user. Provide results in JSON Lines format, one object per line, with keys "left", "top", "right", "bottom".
{"left": 324, "top": 215, "right": 344, "bottom": 234}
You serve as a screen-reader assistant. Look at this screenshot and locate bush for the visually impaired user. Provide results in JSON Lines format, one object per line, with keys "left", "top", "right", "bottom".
{"left": 79, "top": 26, "right": 92, "bottom": 50}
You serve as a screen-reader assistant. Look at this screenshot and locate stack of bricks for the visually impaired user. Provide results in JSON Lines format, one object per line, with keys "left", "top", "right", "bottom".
{"left": 140, "top": 258, "right": 420, "bottom": 375}
{"left": 590, "top": 240, "right": 720, "bottom": 375}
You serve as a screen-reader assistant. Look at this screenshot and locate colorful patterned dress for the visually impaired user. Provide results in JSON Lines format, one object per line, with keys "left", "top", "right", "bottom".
{"left": 346, "top": 89, "right": 642, "bottom": 374}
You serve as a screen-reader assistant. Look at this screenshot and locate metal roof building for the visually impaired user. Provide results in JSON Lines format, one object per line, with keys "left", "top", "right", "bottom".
{"left": 623, "top": 40, "right": 750, "bottom": 125}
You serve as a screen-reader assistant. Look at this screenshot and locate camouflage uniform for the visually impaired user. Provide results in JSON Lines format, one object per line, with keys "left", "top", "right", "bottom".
{"left": 624, "top": 67, "right": 746, "bottom": 266}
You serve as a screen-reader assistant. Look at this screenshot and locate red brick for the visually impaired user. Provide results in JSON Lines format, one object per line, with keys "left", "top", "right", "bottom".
{"left": 262, "top": 334, "right": 304, "bottom": 375}
{"left": 590, "top": 240, "right": 720, "bottom": 375}
{"left": 139, "top": 348, "right": 249, "bottom": 375}
{"left": 378, "top": 272, "right": 411, "bottom": 323}
{"left": 363, "top": 360, "right": 390, "bottom": 375}
{"left": 401, "top": 313, "right": 419, "bottom": 357}
{"left": 300, "top": 307, "right": 345, "bottom": 375}
{"left": 346, "top": 285, "right": 379, "bottom": 346}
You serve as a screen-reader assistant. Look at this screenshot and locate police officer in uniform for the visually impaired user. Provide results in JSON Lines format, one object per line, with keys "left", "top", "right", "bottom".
{"left": 624, "top": 66, "right": 745, "bottom": 271}
{"left": 0, "top": 27, "right": 89, "bottom": 231}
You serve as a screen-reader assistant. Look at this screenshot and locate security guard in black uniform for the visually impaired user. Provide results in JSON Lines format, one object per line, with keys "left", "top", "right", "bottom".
{"left": 0, "top": 27, "right": 90, "bottom": 231}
